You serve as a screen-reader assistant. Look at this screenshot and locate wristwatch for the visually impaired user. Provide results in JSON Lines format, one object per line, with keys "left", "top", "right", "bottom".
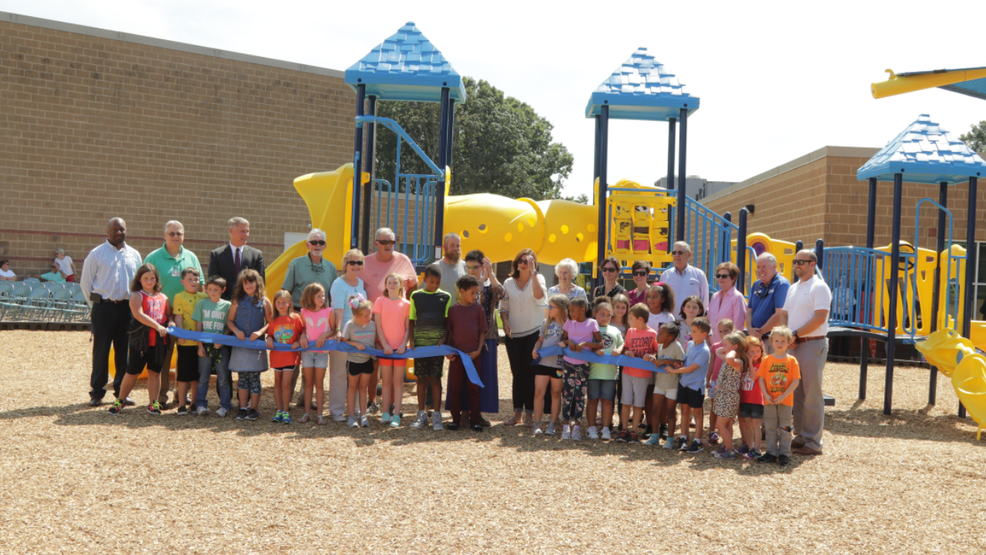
{"left": 792, "top": 330, "right": 799, "bottom": 341}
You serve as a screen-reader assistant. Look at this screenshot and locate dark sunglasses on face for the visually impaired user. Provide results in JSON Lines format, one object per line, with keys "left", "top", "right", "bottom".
{"left": 633, "top": 270, "right": 648, "bottom": 277}
{"left": 792, "top": 259, "right": 812, "bottom": 266}
{"left": 672, "top": 250, "right": 686, "bottom": 255}
{"left": 377, "top": 240, "right": 395, "bottom": 246}
{"left": 716, "top": 274, "right": 732, "bottom": 279}
{"left": 309, "top": 240, "right": 326, "bottom": 246}
{"left": 347, "top": 260, "right": 364, "bottom": 266}
{"left": 602, "top": 266, "right": 618, "bottom": 273}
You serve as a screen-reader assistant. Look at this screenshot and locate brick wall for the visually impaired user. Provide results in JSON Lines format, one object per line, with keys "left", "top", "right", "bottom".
{"left": 0, "top": 14, "right": 354, "bottom": 276}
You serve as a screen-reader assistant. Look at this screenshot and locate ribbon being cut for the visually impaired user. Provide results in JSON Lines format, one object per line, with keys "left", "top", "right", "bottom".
{"left": 534, "top": 345, "right": 668, "bottom": 374}
{"left": 166, "top": 327, "right": 484, "bottom": 387}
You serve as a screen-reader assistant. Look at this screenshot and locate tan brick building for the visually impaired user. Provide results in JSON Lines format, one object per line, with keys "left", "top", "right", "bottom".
{"left": 1, "top": 11, "right": 354, "bottom": 276}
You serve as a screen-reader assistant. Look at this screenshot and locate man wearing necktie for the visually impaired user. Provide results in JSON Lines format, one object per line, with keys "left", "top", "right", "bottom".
{"left": 208, "top": 217, "right": 265, "bottom": 301}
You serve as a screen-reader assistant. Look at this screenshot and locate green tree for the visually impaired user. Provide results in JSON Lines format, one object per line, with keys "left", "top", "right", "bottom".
{"left": 373, "top": 77, "right": 573, "bottom": 200}
{"left": 960, "top": 120, "right": 986, "bottom": 153}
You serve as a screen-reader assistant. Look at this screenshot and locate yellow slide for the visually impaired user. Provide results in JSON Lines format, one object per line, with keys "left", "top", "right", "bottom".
{"left": 914, "top": 329, "right": 986, "bottom": 440}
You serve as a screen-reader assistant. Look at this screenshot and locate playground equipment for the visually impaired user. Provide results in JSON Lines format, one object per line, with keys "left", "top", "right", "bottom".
{"left": 914, "top": 329, "right": 986, "bottom": 440}
{"left": 871, "top": 66, "right": 986, "bottom": 100}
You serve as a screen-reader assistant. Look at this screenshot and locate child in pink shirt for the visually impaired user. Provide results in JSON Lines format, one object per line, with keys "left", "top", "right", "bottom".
{"left": 372, "top": 273, "right": 411, "bottom": 427}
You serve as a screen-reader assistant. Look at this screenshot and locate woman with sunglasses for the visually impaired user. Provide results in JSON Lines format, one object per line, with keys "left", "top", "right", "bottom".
{"left": 330, "top": 248, "right": 368, "bottom": 420}
{"left": 499, "top": 249, "right": 548, "bottom": 427}
{"left": 707, "top": 262, "right": 747, "bottom": 346}
{"left": 591, "top": 256, "right": 627, "bottom": 302}
{"left": 627, "top": 261, "right": 652, "bottom": 307}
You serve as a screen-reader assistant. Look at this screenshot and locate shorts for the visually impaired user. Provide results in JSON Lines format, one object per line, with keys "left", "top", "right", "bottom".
{"left": 620, "top": 374, "right": 650, "bottom": 407}
{"left": 707, "top": 379, "right": 717, "bottom": 399}
{"left": 676, "top": 384, "right": 705, "bottom": 409}
{"left": 653, "top": 371, "right": 679, "bottom": 393}
{"left": 587, "top": 379, "right": 616, "bottom": 401}
{"left": 126, "top": 343, "right": 165, "bottom": 376}
{"left": 653, "top": 385, "right": 678, "bottom": 401}
{"left": 237, "top": 372, "right": 262, "bottom": 394}
{"left": 176, "top": 345, "right": 199, "bottom": 382}
{"left": 414, "top": 356, "right": 444, "bottom": 379}
{"left": 272, "top": 366, "right": 294, "bottom": 373}
{"left": 534, "top": 364, "right": 563, "bottom": 378}
{"left": 347, "top": 359, "right": 374, "bottom": 376}
{"left": 301, "top": 351, "right": 328, "bottom": 368}
{"left": 738, "top": 402, "right": 764, "bottom": 419}
{"left": 378, "top": 357, "right": 407, "bottom": 367}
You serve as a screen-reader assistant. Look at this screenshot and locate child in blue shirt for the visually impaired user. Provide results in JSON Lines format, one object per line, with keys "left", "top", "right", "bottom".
{"left": 668, "top": 317, "right": 711, "bottom": 454}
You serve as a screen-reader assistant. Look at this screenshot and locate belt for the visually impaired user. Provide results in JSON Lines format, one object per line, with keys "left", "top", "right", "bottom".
{"left": 98, "top": 298, "right": 129, "bottom": 304}
{"left": 794, "top": 336, "right": 824, "bottom": 345}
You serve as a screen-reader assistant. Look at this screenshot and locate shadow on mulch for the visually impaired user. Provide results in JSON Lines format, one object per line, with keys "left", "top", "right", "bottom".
{"left": 825, "top": 399, "right": 985, "bottom": 445}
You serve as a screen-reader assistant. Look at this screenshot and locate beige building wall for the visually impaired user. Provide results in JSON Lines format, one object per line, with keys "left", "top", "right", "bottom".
{"left": 0, "top": 12, "right": 354, "bottom": 276}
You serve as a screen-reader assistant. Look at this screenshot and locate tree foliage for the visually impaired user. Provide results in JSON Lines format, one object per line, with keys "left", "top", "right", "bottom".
{"left": 960, "top": 120, "right": 986, "bottom": 153}
{"left": 372, "top": 77, "right": 574, "bottom": 200}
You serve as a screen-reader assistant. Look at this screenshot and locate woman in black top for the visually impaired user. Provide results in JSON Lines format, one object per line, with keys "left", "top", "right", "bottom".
{"left": 592, "top": 256, "right": 627, "bottom": 301}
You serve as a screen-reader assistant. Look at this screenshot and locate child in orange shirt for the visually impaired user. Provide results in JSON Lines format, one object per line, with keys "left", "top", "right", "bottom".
{"left": 266, "top": 290, "right": 304, "bottom": 424}
{"left": 757, "top": 326, "right": 801, "bottom": 466}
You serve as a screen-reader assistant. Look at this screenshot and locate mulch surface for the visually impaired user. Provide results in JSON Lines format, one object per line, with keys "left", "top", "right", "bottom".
{"left": 0, "top": 330, "right": 983, "bottom": 554}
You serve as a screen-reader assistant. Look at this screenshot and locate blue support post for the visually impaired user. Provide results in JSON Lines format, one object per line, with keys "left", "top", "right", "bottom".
{"left": 596, "top": 105, "right": 610, "bottom": 289}
{"left": 445, "top": 98, "right": 455, "bottom": 167}
{"left": 885, "top": 173, "right": 904, "bottom": 416}
{"left": 960, "top": 176, "right": 978, "bottom": 419}
{"left": 676, "top": 107, "right": 688, "bottom": 245}
{"left": 723, "top": 212, "right": 732, "bottom": 271}
{"left": 351, "top": 84, "right": 366, "bottom": 249}
{"left": 360, "top": 95, "right": 377, "bottom": 253}
{"left": 928, "top": 181, "right": 948, "bottom": 405}
{"left": 815, "top": 239, "right": 824, "bottom": 271}
{"left": 794, "top": 240, "right": 804, "bottom": 283}
{"left": 667, "top": 117, "right": 676, "bottom": 253}
{"left": 737, "top": 208, "right": 748, "bottom": 295}
{"left": 594, "top": 116, "right": 601, "bottom": 185}
{"left": 860, "top": 177, "right": 877, "bottom": 400}
{"left": 434, "top": 87, "right": 450, "bottom": 262}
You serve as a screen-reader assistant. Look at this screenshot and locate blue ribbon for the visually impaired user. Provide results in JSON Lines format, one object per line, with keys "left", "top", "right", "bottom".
{"left": 535, "top": 345, "right": 669, "bottom": 374}
{"left": 166, "top": 327, "right": 483, "bottom": 387}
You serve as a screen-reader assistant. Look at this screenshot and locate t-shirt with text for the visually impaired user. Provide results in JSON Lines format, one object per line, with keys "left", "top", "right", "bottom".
{"left": 268, "top": 313, "right": 304, "bottom": 368}
{"left": 343, "top": 319, "right": 377, "bottom": 363}
{"left": 757, "top": 354, "right": 801, "bottom": 406}
{"left": 589, "top": 324, "right": 625, "bottom": 380}
{"left": 173, "top": 291, "right": 208, "bottom": 346}
{"left": 192, "top": 298, "right": 231, "bottom": 336}
{"left": 623, "top": 327, "right": 660, "bottom": 378}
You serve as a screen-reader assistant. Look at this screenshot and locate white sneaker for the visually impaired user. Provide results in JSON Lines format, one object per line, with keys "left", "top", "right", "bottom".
{"left": 196, "top": 406, "right": 209, "bottom": 416}
{"left": 533, "top": 425, "right": 543, "bottom": 436}
{"left": 545, "top": 422, "right": 557, "bottom": 436}
{"left": 216, "top": 407, "right": 229, "bottom": 418}
{"left": 347, "top": 414, "right": 359, "bottom": 428}
{"left": 601, "top": 427, "right": 612, "bottom": 440}
{"left": 572, "top": 425, "right": 582, "bottom": 441}
{"left": 332, "top": 414, "right": 347, "bottom": 422}
{"left": 587, "top": 426, "right": 599, "bottom": 440}
{"left": 360, "top": 415, "right": 370, "bottom": 427}
{"left": 381, "top": 412, "right": 392, "bottom": 424}
{"left": 411, "top": 410, "right": 428, "bottom": 429}
{"left": 561, "top": 425, "right": 572, "bottom": 440}
{"left": 431, "top": 411, "right": 443, "bottom": 431}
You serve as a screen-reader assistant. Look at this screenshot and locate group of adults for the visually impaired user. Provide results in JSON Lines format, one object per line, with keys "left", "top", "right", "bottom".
{"left": 0, "top": 248, "right": 78, "bottom": 283}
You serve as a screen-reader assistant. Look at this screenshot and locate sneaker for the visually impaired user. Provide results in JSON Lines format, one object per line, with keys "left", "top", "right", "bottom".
{"left": 561, "top": 425, "right": 571, "bottom": 440}
{"left": 431, "top": 411, "right": 443, "bottom": 431}
{"left": 737, "top": 444, "right": 750, "bottom": 455}
{"left": 367, "top": 402, "right": 380, "bottom": 415}
{"left": 778, "top": 454, "right": 791, "bottom": 467}
{"left": 601, "top": 427, "right": 612, "bottom": 441}
{"left": 545, "top": 422, "right": 557, "bottom": 436}
{"left": 533, "top": 425, "right": 543, "bottom": 436}
{"left": 235, "top": 409, "right": 248, "bottom": 421}
{"left": 616, "top": 429, "right": 628, "bottom": 443}
{"left": 688, "top": 439, "right": 704, "bottom": 454}
{"left": 147, "top": 402, "right": 162, "bottom": 416}
{"left": 677, "top": 436, "right": 689, "bottom": 451}
{"left": 411, "top": 410, "right": 428, "bottom": 429}
{"left": 587, "top": 426, "right": 599, "bottom": 440}
{"left": 713, "top": 448, "right": 737, "bottom": 460}
{"left": 175, "top": 405, "right": 187, "bottom": 416}
{"left": 381, "top": 412, "right": 392, "bottom": 424}
{"left": 663, "top": 436, "right": 675, "bottom": 449}
{"left": 708, "top": 432, "right": 720, "bottom": 445}
{"left": 471, "top": 423, "right": 483, "bottom": 432}
{"left": 246, "top": 409, "right": 259, "bottom": 421}
{"left": 745, "top": 448, "right": 762, "bottom": 460}
{"left": 331, "top": 414, "right": 347, "bottom": 422}
{"left": 216, "top": 407, "right": 229, "bottom": 418}
{"left": 360, "top": 415, "right": 370, "bottom": 427}
{"left": 643, "top": 433, "right": 662, "bottom": 446}
{"left": 347, "top": 414, "right": 359, "bottom": 428}
{"left": 196, "top": 406, "right": 209, "bottom": 416}
{"left": 390, "top": 414, "right": 401, "bottom": 428}
{"left": 628, "top": 431, "right": 640, "bottom": 444}
{"left": 659, "top": 424, "right": 669, "bottom": 440}
{"left": 282, "top": 413, "right": 292, "bottom": 424}
{"left": 447, "top": 422, "right": 460, "bottom": 431}
{"left": 474, "top": 417, "right": 492, "bottom": 427}
{"left": 108, "top": 399, "right": 124, "bottom": 415}
{"left": 758, "top": 453, "right": 778, "bottom": 464}
{"left": 572, "top": 425, "right": 581, "bottom": 441}
{"left": 271, "top": 411, "right": 283, "bottom": 423}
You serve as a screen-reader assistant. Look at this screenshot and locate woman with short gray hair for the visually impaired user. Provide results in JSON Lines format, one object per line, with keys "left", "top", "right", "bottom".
{"left": 547, "top": 258, "right": 587, "bottom": 302}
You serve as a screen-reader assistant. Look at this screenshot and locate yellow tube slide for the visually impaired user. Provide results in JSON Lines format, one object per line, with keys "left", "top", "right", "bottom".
{"left": 872, "top": 68, "right": 986, "bottom": 99}
{"left": 914, "top": 330, "right": 986, "bottom": 440}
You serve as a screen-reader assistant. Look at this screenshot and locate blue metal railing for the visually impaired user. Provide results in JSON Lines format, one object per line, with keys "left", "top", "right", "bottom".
{"left": 822, "top": 247, "right": 895, "bottom": 335}
{"left": 679, "top": 196, "right": 740, "bottom": 295}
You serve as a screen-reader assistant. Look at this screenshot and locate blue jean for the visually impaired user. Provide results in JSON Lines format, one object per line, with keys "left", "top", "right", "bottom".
{"left": 197, "top": 346, "right": 231, "bottom": 411}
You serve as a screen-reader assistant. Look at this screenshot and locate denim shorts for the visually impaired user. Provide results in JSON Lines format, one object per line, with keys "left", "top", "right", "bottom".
{"left": 301, "top": 351, "right": 328, "bottom": 368}
{"left": 738, "top": 402, "right": 764, "bottom": 419}
{"left": 586, "top": 378, "right": 616, "bottom": 401}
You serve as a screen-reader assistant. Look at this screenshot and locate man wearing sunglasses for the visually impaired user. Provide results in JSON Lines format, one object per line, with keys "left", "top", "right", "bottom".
{"left": 362, "top": 227, "right": 418, "bottom": 303}
{"left": 779, "top": 250, "right": 831, "bottom": 456}
{"left": 660, "top": 241, "right": 709, "bottom": 314}
{"left": 746, "top": 253, "right": 791, "bottom": 341}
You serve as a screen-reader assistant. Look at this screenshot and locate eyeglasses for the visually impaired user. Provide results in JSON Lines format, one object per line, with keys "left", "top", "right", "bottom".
{"left": 602, "top": 267, "right": 618, "bottom": 273}
{"left": 466, "top": 265, "right": 481, "bottom": 271}
{"left": 633, "top": 270, "right": 648, "bottom": 277}
{"left": 671, "top": 250, "right": 686, "bottom": 255}
{"left": 517, "top": 259, "right": 530, "bottom": 266}
{"left": 376, "top": 240, "right": 395, "bottom": 246}
{"left": 167, "top": 232, "right": 184, "bottom": 237}
{"left": 792, "top": 259, "right": 813, "bottom": 266}
{"left": 347, "top": 260, "right": 364, "bottom": 266}
{"left": 716, "top": 274, "right": 732, "bottom": 279}
{"left": 309, "top": 240, "right": 326, "bottom": 246}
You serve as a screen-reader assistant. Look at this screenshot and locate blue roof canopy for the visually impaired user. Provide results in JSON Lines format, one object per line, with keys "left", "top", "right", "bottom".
{"left": 585, "top": 48, "right": 699, "bottom": 122}
{"left": 345, "top": 22, "right": 466, "bottom": 103}
{"left": 857, "top": 114, "right": 986, "bottom": 185}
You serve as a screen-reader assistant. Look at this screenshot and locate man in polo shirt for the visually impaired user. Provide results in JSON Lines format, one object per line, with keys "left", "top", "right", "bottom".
{"left": 780, "top": 250, "right": 831, "bottom": 456}
{"left": 438, "top": 232, "right": 466, "bottom": 305}
{"left": 746, "top": 253, "right": 791, "bottom": 341}
{"left": 80, "top": 217, "right": 143, "bottom": 406}
{"left": 145, "top": 220, "right": 203, "bottom": 406}
{"left": 660, "top": 241, "right": 710, "bottom": 314}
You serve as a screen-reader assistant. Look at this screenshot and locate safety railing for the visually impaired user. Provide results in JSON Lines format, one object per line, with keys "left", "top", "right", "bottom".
{"left": 679, "top": 196, "right": 741, "bottom": 295}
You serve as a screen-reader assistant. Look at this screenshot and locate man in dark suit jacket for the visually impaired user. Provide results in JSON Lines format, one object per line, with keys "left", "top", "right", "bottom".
{"left": 208, "top": 217, "right": 265, "bottom": 300}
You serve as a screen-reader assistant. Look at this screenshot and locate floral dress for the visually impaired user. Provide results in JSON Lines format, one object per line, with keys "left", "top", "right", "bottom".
{"left": 713, "top": 362, "right": 741, "bottom": 419}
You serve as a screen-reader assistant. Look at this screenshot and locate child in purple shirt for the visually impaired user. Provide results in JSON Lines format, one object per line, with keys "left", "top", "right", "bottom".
{"left": 558, "top": 297, "right": 603, "bottom": 440}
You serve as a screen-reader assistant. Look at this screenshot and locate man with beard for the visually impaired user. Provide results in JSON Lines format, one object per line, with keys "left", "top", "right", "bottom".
{"left": 438, "top": 232, "right": 466, "bottom": 305}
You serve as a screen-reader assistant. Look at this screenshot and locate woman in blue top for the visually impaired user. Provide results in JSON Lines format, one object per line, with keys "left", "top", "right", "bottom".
{"left": 328, "top": 248, "right": 367, "bottom": 421}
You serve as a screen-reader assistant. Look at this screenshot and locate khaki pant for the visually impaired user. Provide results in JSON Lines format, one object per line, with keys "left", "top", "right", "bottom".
{"left": 764, "top": 403, "right": 793, "bottom": 457}
{"left": 791, "top": 338, "right": 828, "bottom": 450}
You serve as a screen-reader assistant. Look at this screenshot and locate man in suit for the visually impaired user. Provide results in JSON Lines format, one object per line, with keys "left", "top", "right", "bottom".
{"left": 208, "top": 217, "right": 265, "bottom": 300}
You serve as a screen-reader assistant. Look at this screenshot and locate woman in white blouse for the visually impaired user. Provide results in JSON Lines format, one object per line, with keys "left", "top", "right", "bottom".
{"left": 499, "top": 249, "right": 548, "bottom": 427}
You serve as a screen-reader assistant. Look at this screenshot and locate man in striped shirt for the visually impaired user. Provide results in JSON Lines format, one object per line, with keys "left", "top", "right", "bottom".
{"left": 80, "top": 217, "right": 143, "bottom": 406}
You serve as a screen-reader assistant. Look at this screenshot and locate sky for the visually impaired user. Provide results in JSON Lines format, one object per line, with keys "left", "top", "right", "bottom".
{"left": 5, "top": 0, "right": 985, "bottom": 201}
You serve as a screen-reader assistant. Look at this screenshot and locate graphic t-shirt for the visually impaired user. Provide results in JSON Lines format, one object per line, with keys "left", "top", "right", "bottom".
{"left": 758, "top": 354, "right": 801, "bottom": 406}
{"left": 562, "top": 318, "right": 600, "bottom": 365}
{"left": 657, "top": 340, "right": 685, "bottom": 368}
{"left": 173, "top": 291, "right": 208, "bottom": 346}
{"left": 740, "top": 358, "right": 764, "bottom": 405}
{"left": 343, "top": 320, "right": 377, "bottom": 363}
{"left": 538, "top": 320, "right": 566, "bottom": 369}
{"left": 268, "top": 313, "right": 304, "bottom": 368}
{"left": 139, "top": 291, "right": 169, "bottom": 347}
{"left": 301, "top": 307, "right": 333, "bottom": 346}
{"left": 589, "top": 324, "right": 625, "bottom": 380}
{"left": 192, "top": 298, "right": 231, "bottom": 336}
{"left": 409, "top": 289, "right": 452, "bottom": 347}
{"left": 623, "top": 327, "right": 660, "bottom": 378}
{"left": 372, "top": 296, "right": 411, "bottom": 350}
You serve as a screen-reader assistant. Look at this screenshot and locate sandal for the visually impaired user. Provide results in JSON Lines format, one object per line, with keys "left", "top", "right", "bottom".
{"left": 504, "top": 415, "right": 520, "bottom": 426}
{"left": 299, "top": 413, "right": 311, "bottom": 424}
{"left": 316, "top": 415, "right": 326, "bottom": 426}
{"left": 523, "top": 414, "right": 534, "bottom": 428}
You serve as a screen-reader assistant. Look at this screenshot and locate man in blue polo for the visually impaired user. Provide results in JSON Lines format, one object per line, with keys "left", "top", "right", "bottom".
{"left": 746, "top": 253, "right": 791, "bottom": 341}
{"left": 144, "top": 220, "right": 203, "bottom": 406}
